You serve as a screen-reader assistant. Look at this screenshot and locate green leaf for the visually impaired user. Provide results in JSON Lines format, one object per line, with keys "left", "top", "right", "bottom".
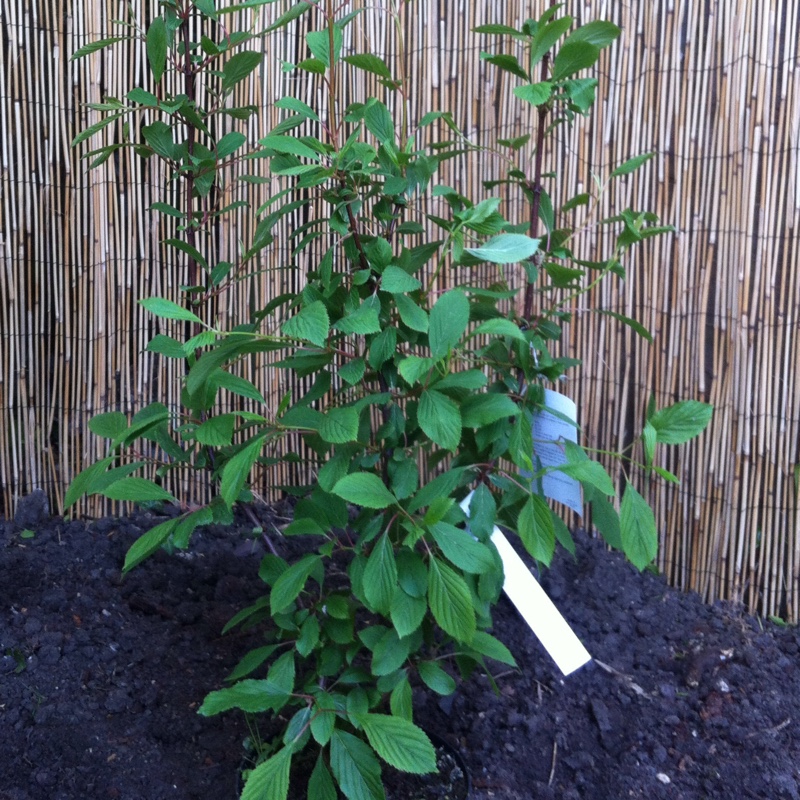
{"left": 380, "top": 266, "right": 422, "bottom": 293}
{"left": 199, "top": 668, "right": 293, "bottom": 716}
{"left": 282, "top": 300, "right": 329, "bottom": 346}
{"left": 468, "top": 484, "right": 496, "bottom": 541}
{"left": 363, "top": 99, "right": 395, "bottom": 147}
{"left": 597, "top": 309, "right": 653, "bottom": 342}
{"left": 480, "top": 52, "right": 528, "bottom": 80}
{"left": 642, "top": 421, "right": 657, "bottom": 468}
{"left": 469, "top": 630, "right": 517, "bottom": 666}
{"left": 517, "top": 495, "right": 555, "bottom": 565}
{"left": 390, "top": 676, "right": 413, "bottom": 721}
{"left": 610, "top": 152, "right": 656, "bottom": 178}
{"left": 270, "top": 554, "right": 321, "bottom": 614}
{"left": 122, "top": 518, "right": 178, "bottom": 573}
{"left": 64, "top": 457, "right": 114, "bottom": 509}
{"left": 513, "top": 82, "right": 552, "bottom": 106}
{"left": 429, "top": 522, "right": 494, "bottom": 574}
{"left": 140, "top": 297, "right": 203, "bottom": 324}
{"left": 222, "top": 50, "right": 262, "bottom": 91}
{"left": 587, "top": 489, "right": 622, "bottom": 549}
{"left": 344, "top": 53, "right": 393, "bottom": 80}
{"left": 461, "top": 393, "right": 519, "bottom": 428}
{"left": 194, "top": 414, "right": 236, "bottom": 446}
{"left": 308, "top": 752, "right": 337, "bottom": 800}
{"left": 330, "top": 729, "right": 385, "bottom": 800}
{"left": 88, "top": 411, "right": 128, "bottom": 440}
{"left": 363, "top": 533, "right": 398, "bottom": 615}
{"left": 260, "top": 134, "right": 321, "bottom": 161}
{"left": 296, "top": 57, "right": 326, "bottom": 74}
{"left": 389, "top": 587, "right": 427, "bottom": 638}
{"left": 418, "top": 390, "right": 462, "bottom": 451}
{"left": 334, "top": 302, "right": 381, "bottom": 335}
{"left": 146, "top": 17, "right": 167, "bottom": 83}
{"left": 428, "top": 290, "right": 470, "bottom": 359}
{"left": 339, "top": 357, "right": 366, "bottom": 386}
{"left": 558, "top": 441, "right": 615, "bottom": 496}
{"left": 552, "top": 41, "right": 600, "bottom": 80}
{"left": 566, "top": 20, "right": 621, "bottom": 48}
{"left": 648, "top": 401, "right": 713, "bottom": 445}
{"left": 219, "top": 435, "right": 265, "bottom": 507}
{"left": 418, "top": 661, "right": 456, "bottom": 696}
{"left": 266, "top": 1, "right": 312, "bottom": 32}
{"left": 619, "top": 482, "right": 657, "bottom": 570}
{"left": 470, "top": 318, "right": 526, "bottom": 341}
{"left": 101, "top": 478, "right": 176, "bottom": 503}
{"left": 332, "top": 473, "right": 397, "bottom": 509}
{"left": 465, "top": 233, "right": 539, "bottom": 264}
{"left": 213, "top": 371, "right": 266, "bottom": 404}
{"left": 397, "top": 356, "right": 434, "bottom": 385}
{"left": 361, "top": 714, "right": 436, "bottom": 774}
{"left": 306, "top": 28, "right": 342, "bottom": 69}
{"left": 311, "top": 692, "right": 337, "bottom": 745}
{"left": 127, "top": 87, "right": 157, "bottom": 105}
{"left": 241, "top": 746, "right": 292, "bottom": 800}
{"left": 395, "top": 295, "right": 429, "bottom": 332}
{"left": 70, "top": 35, "right": 128, "bottom": 61}
{"left": 216, "top": 131, "right": 247, "bottom": 158}
{"left": 320, "top": 407, "right": 360, "bottom": 444}
{"left": 427, "top": 557, "right": 476, "bottom": 642}
{"left": 275, "top": 95, "right": 319, "bottom": 122}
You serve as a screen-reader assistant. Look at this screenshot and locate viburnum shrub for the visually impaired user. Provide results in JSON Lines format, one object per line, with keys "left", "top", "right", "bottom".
{"left": 69, "top": 2, "right": 711, "bottom": 797}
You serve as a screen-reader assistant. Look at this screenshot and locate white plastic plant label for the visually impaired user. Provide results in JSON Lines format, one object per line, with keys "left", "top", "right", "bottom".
{"left": 460, "top": 492, "right": 592, "bottom": 676}
{"left": 530, "top": 388, "right": 583, "bottom": 516}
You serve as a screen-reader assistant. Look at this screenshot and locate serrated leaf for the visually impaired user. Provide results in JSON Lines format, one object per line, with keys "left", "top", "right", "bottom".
{"left": 363, "top": 99, "right": 395, "bottom": 147}
{"left": 610, "top": 152, "right": 656, "bottom": 178}
{"left": 389, "top": 587, "right": 427, "bottom": 638}
{"left": 308, "top": 752, "right": 337, "bottom": 800}
{"left": 332, "top": 473, "right": 397, "bottom": 509}
{"left": 319, "top": 407, "right": 360, "bottom": 444}
{"left": 282, "top": 301, "right": 329, "bottom": 346}
{"left": 122, "top": 518, "right": 178, "bottom": 573}
{"left": 513, "top": 82, "right": 552, "bottom": 106}
{"left": 465, "top": 233, "right": 539, "bottom": 264}
{"left": 241, "top": 746, "right": 292, "bottom": 800}
{"left": 361, "top": 715, "right": 436, "bottom": 774}
{"left": 364, "top": 533, "right": 397, "bottom": 615}
{"left": 587, "top": 489, "right": 622, "bottom": 550}
{"left": 194, "top": 414, "right": 236, "bottom": 446}
{"left": 428, "top": 290, "right": 470, "bottom": 359}
{"left": 469, "top": 630, "right": 517, "bottom": 666}
{"left": 216, "top": 131, "right": 247, "bottom": 158}
{"left": 380, "top": 266, "right": 421, "bottom": 293}
{"left": 146, "top": 18, "right": 167, "bottom": 83}
{"left": 334, "top": 302, "right": 381, "bottom": 335}
{"left": 390, "top": 676, "right": 413, "bottom": 721}
{"left": 140, "top": 297, "right": 203, "bottom": 324}
{"left": 429, "top": 522, "right": 494, "bottom": 574}
{"left": 222, "top": 50, "right": 262, "bottom": 91}
{"left": 395, "top": 295, "right": 429, "bottom": 332}
{"left": 70, "top": 35, "right": 128, "bottom": 61}
{"left": 198, "top": 675, "right": 292, "bottom": 717}
{"left": 418, "top": 391, "right": 462, "bottom": 451}
{"left": 260, "top": 134, "right": 321, "bottom": 161}
{"left": 88, "top": 411, "right": 128, "bottom": 440}
{"left": 270, "top": 554, "right": 321, "bottom": 614}
{"left": 219, "top": 435, "right": 265, "bottom": 507}
{"left": 619, "top": 482, "right": 657, "bottom": 570}
{"left": 397, "top": 356, "right": 434, "bottom": 385}
{"left": 344, "top": 53, "right": 393, "bottom": 80}
{"left": 470, "top": 318, "right": 526, "bottom": 341}
{"left": 648, "top": 401, "right": 713, "bottom": 445}
{"left": 460, "top": 393, "right": 519, "bottom": 428}
{"left": 306, "top": 27, "right": 342, "bottom": 68}
{"left": 101, "top": 477, "right": 175, "bottom": 503}
{"left": 418, "top": 661, "right": 456, "bottom": 696}
{"left": 427, "top": 557, "right": 476, "bottom": 642}
{"left": 311, "top": 692, "right": 337, "bottom": 746}
{"left": 266, "top": 1, "right": 312, "bottom": 32}
{"left": 552, "top": 41, "right": 600, "bottom": 80}
{"left": 517, "top": 495, "right": 555, "bottom": 564}
{"left": 330, "top": 729, "right": 385, "bottom": 800}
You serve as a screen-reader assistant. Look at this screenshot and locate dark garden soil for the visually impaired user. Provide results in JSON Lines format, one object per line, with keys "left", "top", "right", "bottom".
{"left": 2, "top": 498, "right": 799, "bottom": 800}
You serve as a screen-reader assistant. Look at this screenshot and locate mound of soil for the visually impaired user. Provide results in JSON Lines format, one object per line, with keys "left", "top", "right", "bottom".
{"left": 1, "top": 506, "right": 798, "bottom": 800}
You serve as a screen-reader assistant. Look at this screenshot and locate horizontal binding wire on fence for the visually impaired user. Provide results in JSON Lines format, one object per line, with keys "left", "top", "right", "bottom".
{"left": 1, "top": 0, "right": 799, "bottom": 621}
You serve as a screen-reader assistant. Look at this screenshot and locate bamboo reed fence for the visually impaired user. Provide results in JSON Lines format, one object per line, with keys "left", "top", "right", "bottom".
{"left": 1, "top": 0, "right": 798, "bottom": 620}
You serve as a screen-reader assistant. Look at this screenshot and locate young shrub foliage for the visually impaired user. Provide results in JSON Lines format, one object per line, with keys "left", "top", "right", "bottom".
{"left": 69, "top": 3, "right": 711, "bottom": 797}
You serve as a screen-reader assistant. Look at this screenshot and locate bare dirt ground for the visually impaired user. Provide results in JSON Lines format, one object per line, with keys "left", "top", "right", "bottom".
{"left": 2, "top": 502, "right": 798, "bottom": 800}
